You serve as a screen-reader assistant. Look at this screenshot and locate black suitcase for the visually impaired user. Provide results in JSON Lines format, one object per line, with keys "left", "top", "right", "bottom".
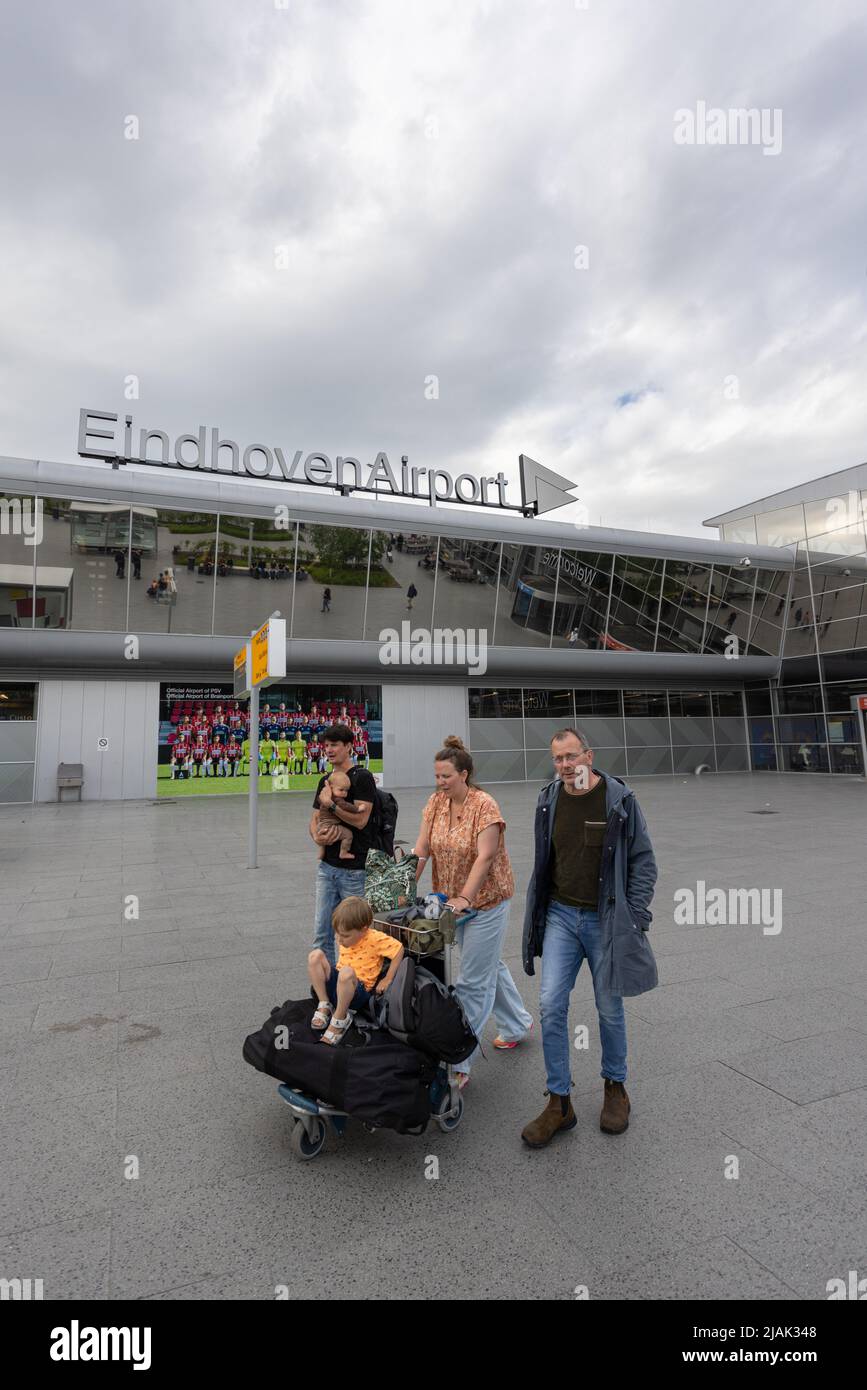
{"left": 243, "top": 997, "right": 437, "bottom": 1134}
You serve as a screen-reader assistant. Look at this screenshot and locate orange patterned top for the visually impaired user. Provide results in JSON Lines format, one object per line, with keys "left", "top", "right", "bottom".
{"left": 421, "top": 786, "right": 514, "bottom": 911}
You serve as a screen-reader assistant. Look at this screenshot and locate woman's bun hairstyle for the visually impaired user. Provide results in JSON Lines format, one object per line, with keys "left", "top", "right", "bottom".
{"left": 435, "top": 735, "right": 475, "bottom": 786}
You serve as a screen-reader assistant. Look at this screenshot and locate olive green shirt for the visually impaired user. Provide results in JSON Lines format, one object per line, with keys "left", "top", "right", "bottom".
{"left": 550, "top": 776, "right": 608, "bottom": 909}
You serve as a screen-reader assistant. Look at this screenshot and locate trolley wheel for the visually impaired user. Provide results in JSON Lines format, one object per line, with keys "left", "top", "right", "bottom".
{"left": 435, "top": 1089, "right": 464, "bottom": 1133}
{"left": 290, "top": 1118, "right": 326, "bottom": 1159}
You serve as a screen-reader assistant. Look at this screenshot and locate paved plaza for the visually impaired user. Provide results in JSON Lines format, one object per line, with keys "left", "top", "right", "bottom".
{"left": 1, "top": 772, "right": 866, "bottom": 1300}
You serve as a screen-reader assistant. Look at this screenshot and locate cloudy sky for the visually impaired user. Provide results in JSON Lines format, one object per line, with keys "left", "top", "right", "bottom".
{"left": 1, "top": 0, "right": 866, "bottom": 537}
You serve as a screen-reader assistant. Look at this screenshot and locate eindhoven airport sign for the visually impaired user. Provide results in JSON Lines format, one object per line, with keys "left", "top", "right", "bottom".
{"left": 77, "top": 408, "right": 579, "bottom": 517}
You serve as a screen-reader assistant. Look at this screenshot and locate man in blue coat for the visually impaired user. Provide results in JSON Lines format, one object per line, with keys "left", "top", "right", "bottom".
{"left": 521, "top": 728, "right": 658, "bottom": 1147}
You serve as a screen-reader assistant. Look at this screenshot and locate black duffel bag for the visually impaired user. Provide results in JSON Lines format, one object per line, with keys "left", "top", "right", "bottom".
{"left": 242, "top": 997, "right": 436, "bottom": 1134}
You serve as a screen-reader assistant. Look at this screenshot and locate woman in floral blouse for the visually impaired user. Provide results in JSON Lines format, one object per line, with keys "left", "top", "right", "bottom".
{"left": 413, "top": 735, "right": 533, "bottom": 1087}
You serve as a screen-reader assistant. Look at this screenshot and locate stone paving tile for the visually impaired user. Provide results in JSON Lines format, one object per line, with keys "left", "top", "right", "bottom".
{"left": 726, "top": 989, "right": 867, "bottom": 1042}
{"left": 1, "top": 774, "right": 865, "bottom": 1300}
{"left": 723, "top": 1029, "right": 867, "bottom": 1104}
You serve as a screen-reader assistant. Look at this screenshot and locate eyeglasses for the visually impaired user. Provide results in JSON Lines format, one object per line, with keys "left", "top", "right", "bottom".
{"left": 552, "top": 753, "right": 588, "bottom": 765}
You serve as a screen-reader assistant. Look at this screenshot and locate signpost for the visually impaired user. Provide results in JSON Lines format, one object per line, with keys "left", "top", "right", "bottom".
{"left": 853, "top": 695, "right": 867, "bottom": 781}
{"left": 235, "top": 614, "right": 286, "bottom": 868}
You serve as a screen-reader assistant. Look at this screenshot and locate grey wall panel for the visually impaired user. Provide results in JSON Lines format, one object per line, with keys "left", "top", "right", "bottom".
{"left": 716, "top": 744, "right": 750, "bottom": 772}
{"left": 572, "top": 716, "right": 625, "bottom": 748}
{"left": 669, "top": 716, "right": 714, "bottom": 744}
{"left": 594, "top": 748, "right": 628, "bottom": 776}
{"left": 468, "top": 718, "right": 524, "bottom": 751}
{"left": 624, "top": 717, "right": 671, "bottom": 747}
{"left": 34, "top": 684, "right": 60, "bottom": 801}
{"left": 672, "top": 745, "right": 716, "bottom": 773}
{"left": 713, "top": 717, "right": 748, "bottom": 746}
{"left": 97, "top": 682, "right": 125, "bottom": 801}
{"left": 34, "top": 680, "right": 161, "bottom": 802}
{"left": 381, "top": 684, "right": 468, "bottom": 790}
{"left": 627, "top": 746, "right": 674, "bottom": 775}
{"left": 472, "top": 749, "right": 527, "bottom": 783}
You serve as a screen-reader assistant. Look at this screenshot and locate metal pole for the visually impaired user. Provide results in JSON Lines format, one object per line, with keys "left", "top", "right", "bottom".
{"left": 248, "top": 681, "right": 259, "bottom": 869}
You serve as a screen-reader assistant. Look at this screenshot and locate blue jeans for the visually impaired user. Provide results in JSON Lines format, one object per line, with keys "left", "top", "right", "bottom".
{"left": 540, "top": 901, "right": 627, "bottom": 1093}
{"left": 453, "top": 898, "right": 532, "bottom": 1075}
{"left": 313, "top": 861, "right": 367, "bottom": 969}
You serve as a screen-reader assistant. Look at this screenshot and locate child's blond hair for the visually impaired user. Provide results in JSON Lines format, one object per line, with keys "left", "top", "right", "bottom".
{"left": 332, "top": 895, "right": 373, "bottom": 934}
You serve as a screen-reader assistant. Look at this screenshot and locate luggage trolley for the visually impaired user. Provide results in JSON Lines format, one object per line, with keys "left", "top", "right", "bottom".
{"left": 278, "top": 904, "right": 469, "bottom": 1160}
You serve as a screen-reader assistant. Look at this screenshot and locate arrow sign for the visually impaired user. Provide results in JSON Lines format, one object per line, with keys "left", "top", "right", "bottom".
{"left": 518, "top": 454, "right": 579, "bottom": 516}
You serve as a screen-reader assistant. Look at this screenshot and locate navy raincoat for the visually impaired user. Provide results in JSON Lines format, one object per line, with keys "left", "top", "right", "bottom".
{"left": 522, "top": 770, "right": 659, "bottom": 997}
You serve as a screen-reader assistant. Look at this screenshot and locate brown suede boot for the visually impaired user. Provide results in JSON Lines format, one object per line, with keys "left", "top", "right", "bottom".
{"left": 521, "top": 1091, "right": 576, "bottom": 1148}
{"left": 600, "top": 1079, "right": 630, "bottom": 1134}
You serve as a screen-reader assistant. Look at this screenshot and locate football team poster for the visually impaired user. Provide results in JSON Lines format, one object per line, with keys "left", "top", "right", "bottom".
{"left": 157, "top": 683, "right": 383, "bottom": 797}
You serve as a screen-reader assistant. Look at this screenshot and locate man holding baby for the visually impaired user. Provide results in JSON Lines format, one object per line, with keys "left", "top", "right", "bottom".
{"left": 309, "top": 724, "right": 378, "bottom": 969}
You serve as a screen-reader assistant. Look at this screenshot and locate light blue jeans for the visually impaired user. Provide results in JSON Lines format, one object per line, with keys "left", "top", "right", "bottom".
{"left": 540, "top": 901, "right": 627, "bottom": 1093}
{"left": 312, "top": 861, "right": 367, "bottom": 969}
{"left": 453, "top": 898, "right": 532, "bottom": 1075}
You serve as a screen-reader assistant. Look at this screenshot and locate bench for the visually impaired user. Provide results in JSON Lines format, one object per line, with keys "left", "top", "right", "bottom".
{"left": 57, "top": 763, "right": 84, "bottom": 802}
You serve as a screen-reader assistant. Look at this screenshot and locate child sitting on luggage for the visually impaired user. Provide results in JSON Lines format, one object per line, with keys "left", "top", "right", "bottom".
{"left": 308, "top": 896, "right": 404, "bottom": 1046}
{"left": 314, "top": 770, "right": 357, "bottom": 859}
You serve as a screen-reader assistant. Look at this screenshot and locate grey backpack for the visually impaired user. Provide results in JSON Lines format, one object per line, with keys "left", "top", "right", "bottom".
{"left": 370, "top": 955, "right": 477, "bottom": 1064}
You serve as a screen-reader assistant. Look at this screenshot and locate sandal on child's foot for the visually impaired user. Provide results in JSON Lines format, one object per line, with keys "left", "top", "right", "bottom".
{"left": 311, "top": 1002, "right": 333, "bottom": 1031}
{"left": 321, "top": 1011, "right": 354, "bottom": 1046}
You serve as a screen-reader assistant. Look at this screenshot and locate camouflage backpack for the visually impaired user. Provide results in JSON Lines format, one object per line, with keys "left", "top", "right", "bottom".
{"left": 363, "top": 849, "right": 419, "bottom": 913}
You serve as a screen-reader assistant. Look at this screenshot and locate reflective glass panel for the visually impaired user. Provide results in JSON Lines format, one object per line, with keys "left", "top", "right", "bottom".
{"left": 213, "top": 512, "right": 296, "bottom": 637}
{"left": 128, "top": 508, "right": 216, "bottom": 634}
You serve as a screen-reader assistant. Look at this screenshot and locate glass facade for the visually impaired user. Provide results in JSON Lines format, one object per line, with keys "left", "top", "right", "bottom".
{"left": 469, "top": 688, "right": 749, "bottom": 783}
{"left": 11, "top": 476, "right": 867, "bottom": 786}
{"left": 3, "top": 495, "right": 791, "bottom": 658}
{"left": 719, "top": 490, "right": 867, "bottom": 774}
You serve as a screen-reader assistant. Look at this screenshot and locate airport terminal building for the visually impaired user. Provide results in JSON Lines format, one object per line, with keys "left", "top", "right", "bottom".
{"left": 1, "top": 435, "right": 866, "bottom": 803}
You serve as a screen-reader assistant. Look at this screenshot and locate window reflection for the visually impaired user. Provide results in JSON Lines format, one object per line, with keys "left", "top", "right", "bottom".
{"left": 34, "top": 496, "right": 132, "bottom": 631}
{"left": 496, "top": 545, "right": 559, "bottom": 647}
{"left": 658, "top": 561, "right": 711, "bottom": 653}
{"left": 292, "top": 522, "right": 370, "bottom": 639}
{"left": 468, "top": 687, "right": 523, "bottom": 718}
{"left": 606, "top": 555, "right": 662, "bottom": 651}
{"left": 550, "top": 551, "right": 612, "bottom": 649}
{"left": 721, "top": 517, "right": 758, "bottom": 544}
{"left": 806, "top": 521, "right": 867, "bottom": 560}
{"left": 360, "top": 529, "right": 426, "bottom": 639}
{"left": 432, "top": 535, "right": 498, "bottom": 644}
{"left": 0, "top": 494, "right": 37, "bottom": 629}
{"left": 755, "top": 505, "right": 806, "bottom": 546}
{"left": 213, "top": 513, "right": 296, "bottom": 637}
{"left": 703, "top": 564, "right": 756, "bottom": 654}
{"left": 127, "top": 507, "right": 216, "bottom": 634}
